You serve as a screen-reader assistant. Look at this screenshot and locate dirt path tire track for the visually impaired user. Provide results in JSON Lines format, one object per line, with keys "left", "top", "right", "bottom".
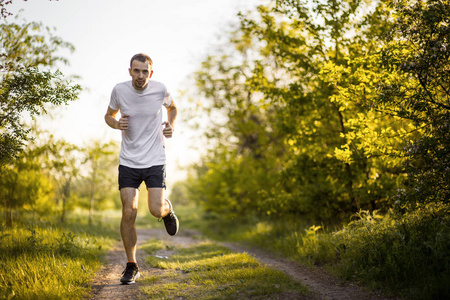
{"left": 222, "top": 242, "right": 396, "bottom": 300}
{"left": 89, "top": 228, "right": 396, "bottom": 300}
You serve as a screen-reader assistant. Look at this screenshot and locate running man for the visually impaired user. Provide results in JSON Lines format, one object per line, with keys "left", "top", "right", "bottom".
{"left": 105, "top": 53, "right": 179, "bottom": 285}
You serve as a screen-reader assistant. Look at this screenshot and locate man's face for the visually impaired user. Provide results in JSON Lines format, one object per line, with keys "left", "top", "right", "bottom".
{"left": 129, "top": 60, "right": 153, "bottom": 90}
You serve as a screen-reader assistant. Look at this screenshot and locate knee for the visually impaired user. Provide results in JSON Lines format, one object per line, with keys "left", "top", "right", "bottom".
{"left": 122, "top": 207, "right": 137, "bottom": 222}
{"left": 149, "top": 207, "right": 164, "bottom": 218}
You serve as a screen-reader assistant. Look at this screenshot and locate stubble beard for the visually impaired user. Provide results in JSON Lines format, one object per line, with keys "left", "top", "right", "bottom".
{"left": 133, "top": 79, "right": 147, "bottom": 90}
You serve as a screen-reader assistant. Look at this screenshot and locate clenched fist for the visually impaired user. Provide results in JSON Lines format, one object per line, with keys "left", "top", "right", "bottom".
{"left": 162, "top": 121, "right": 174, "bottom": 138}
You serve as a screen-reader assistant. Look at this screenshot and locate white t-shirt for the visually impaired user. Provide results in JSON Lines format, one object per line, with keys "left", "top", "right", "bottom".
{"left": 109, "top": 80, "right": 173, "bottom": 168}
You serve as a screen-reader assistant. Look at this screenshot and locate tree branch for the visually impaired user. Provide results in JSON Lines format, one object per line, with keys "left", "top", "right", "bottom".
{"left": 417, "top": 73, "right": 450, "bottom": 110}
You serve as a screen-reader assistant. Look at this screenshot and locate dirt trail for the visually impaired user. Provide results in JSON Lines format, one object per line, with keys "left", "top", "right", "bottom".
{"left": 222, "top": 243, "right": 394, "bottom": 300}
{"left": 89, "top": 228, "right": 198, "bottom": 299}
{"left": 89, "top": 228, "right": 394, "bottom": 300}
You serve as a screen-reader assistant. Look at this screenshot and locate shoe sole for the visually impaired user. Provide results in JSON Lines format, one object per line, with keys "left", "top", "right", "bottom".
{"left": 164, "top": 199, "right": 179, "bottom": 236}
{"left": 120, "top": 271, "right": 140, "bottom": 285}
{"left": 167, "top": 213, "right": 179, "bottom": 236}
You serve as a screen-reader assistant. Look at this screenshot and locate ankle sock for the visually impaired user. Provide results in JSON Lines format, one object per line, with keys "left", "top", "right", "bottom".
{"left": 127, "top": 261, "right": 138, "bottom": 268}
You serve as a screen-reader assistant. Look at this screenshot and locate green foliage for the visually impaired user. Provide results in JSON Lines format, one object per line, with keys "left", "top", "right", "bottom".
{"left": 0, "top": 126, "right": 120, "bottom": 225}
{"left": 0, "top": 134, "right": 55, "bottom": 226}
{"left": 191, "top": 148, "right": 283, "bottom": 220}
{"left": 0, "top": 13, "right": 75, "bottom": 68}
{"left": 378, "top": 0, "right": 450, "bottom": 205}
{"left": 188, "top": 0, "right": 448, "bottom": 223}
{"left": 320, "top": 0, "right": 450, "bottom": 207}
{"left": 189, "top": 0, "right": 411, "bottom": 223}
{"left": 189, "top": 201, "right": 450, "bottom": 299}
{"left": 184, "top": 1, "right": 450, "bottom": 297}
{"left": 192, "top": 212, "right": 336, "bottom": 266}
{"left": 75, "top": 140, "right": 120, "bottom": 219}
{"left": 331, "top": 204, "right": 450, "bottom": 299}
{"left": 169, "top": 180, "right": 191, "bottom": 205}
{"left": 44, "top": 137, "right": 82, "bottom": 222}
{"left": 0, "top": 16, "right": 81, "bottom": 164}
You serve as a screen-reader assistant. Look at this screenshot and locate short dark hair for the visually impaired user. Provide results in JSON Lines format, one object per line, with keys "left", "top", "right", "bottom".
{"left": 130, "top": 53, "right": 153, "bottom": 68}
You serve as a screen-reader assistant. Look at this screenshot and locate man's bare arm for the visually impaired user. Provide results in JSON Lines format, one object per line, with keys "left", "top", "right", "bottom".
{"left": 162, "top": 100, "right": 178, "bottom": 138}
{"left": 105, "top": 106, "right": 129, "bottom": 130}
{"left": 167, "top": 100, "right": 177, "bottom": 129}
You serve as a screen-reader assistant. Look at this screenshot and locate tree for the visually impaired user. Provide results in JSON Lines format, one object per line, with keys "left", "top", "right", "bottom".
{"left": 0, "top": 0, "right": 14, "bottom": 19}
{"left": 0, "top": 131, "right": 53, "bottom": 225}
{"left": 189, "top": 0, "right": 407, "bottom": 223}
{"left": 79, "top": 140, "right": 119, "bottom": 226}
{"left": 45, "top": 138, "right": 81, "bottom": 223}
{"left": 247, "top": 0, "right": 410, "bottom": 216}
{"left": 319, "top": 0, "right": 450, "bottom": 207}
{"left": 376, "top": 0, "right": 450, "bottom": 205}
{"left": 0, "top": 15, "right": 81, "bottom": 165}
{"left": 1, "top": 0, "right": 58, "bottom": 20}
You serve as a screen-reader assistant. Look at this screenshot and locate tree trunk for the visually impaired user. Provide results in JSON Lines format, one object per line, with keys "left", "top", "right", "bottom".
{"left": 335, "top": 107, "right": 359, "bottom": 212}
{"left": 61, "top": 197, "right": 66, "bottom": 223}
{"left": 89, "top": 186, "right": 95, "bottom": 226}
{"left": 6, "top": 205, "right": 12, "bottom": 227}
{"left": 60, "top": 181, "right": 70, "bottom": 223}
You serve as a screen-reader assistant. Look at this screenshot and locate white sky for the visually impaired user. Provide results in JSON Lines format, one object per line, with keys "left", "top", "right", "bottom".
{"left": 5, "top": 0, "right": 264, "bottom": 184}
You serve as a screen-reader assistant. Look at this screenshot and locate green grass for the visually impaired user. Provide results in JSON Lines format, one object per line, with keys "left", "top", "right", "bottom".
{"left": 183, "top": 202, "right": 450, "bottom": 300}
{"left": 0, "top": 211, "right": 119, "bottom": 299}
{"left": 140, "top": 240, "right": 308, "bottom": 299}
{"left": 331, "top": 204, "right": 450, "bottom": 299}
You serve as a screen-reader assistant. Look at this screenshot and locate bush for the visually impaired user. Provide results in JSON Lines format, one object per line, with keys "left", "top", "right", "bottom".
{"left": 198, "top": 203, "right": 450, "bottom": 299}
{"left": 332, "top": 204, "right": 450, "bottom": 299}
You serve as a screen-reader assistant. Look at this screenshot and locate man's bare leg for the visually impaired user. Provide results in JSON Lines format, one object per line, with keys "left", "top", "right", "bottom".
{"left": 147, "top": 187, "right": 170, "bottom": 218}
{"left": 148, "top": 187, "right": 179, "bottom": 235}
{"left": 120, "top": 187, "right": 139, "bottom": 262}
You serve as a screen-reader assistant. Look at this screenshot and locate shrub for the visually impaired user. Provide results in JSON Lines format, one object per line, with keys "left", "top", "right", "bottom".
{"left": 332, "top": 204, "right": 450, "bottom": 299}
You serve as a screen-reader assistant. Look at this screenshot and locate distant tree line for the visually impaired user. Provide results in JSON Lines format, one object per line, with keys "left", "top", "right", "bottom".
{"left": 0, "top": 15, "right": 120, "bottom": 225}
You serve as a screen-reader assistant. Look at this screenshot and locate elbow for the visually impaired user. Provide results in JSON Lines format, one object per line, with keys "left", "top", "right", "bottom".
{"left": 105, "top": 114, "right": 115, "bottom": 128}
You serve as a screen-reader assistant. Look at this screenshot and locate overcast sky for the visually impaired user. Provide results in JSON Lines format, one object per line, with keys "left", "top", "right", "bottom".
{"left": 5, "top": 0, "right": 264, "bottom": 183}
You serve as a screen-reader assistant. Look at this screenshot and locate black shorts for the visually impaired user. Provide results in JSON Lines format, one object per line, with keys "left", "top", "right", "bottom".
{"left": 118, "top": 165, "right": 166, "bottom": 190}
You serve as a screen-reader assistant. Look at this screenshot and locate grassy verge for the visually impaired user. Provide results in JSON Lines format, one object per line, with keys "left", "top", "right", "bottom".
{"left": 332, "top": 204, "right": 450, "bottom": 299}
{"left": 179, "top": 202, "right": 450, "bottom": 300}
{"left": 0, "top": 211, "right": 120, "bottom": 299}
{"left": 140, "top": 239, "right": 308, "bottom": 299}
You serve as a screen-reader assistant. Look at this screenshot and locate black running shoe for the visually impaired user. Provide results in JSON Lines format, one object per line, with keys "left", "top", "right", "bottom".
{"left": 161, "top": 199, "right": 179, "bottom": 236}
{"left": 120, "top": 263, "right": 140, "bottom": 285}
